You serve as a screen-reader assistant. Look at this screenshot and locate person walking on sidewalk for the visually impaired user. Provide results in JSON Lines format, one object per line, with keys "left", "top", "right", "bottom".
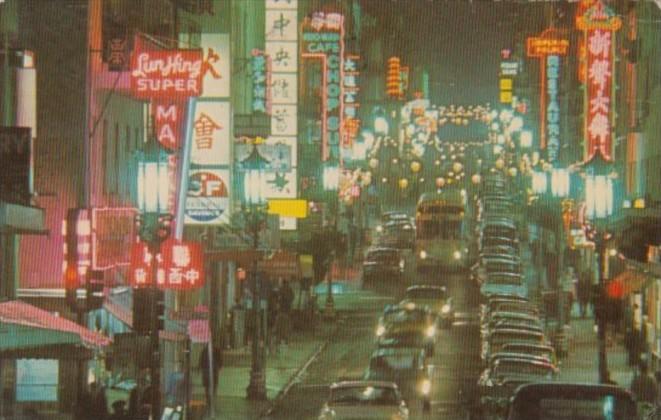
{"left": 630, "top": 360, "right": 659, "bottom": 404}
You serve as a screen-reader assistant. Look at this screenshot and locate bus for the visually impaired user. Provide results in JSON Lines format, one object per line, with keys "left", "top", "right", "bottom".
{"left": 414, "top": 189, "right": 471, "bottom": 272}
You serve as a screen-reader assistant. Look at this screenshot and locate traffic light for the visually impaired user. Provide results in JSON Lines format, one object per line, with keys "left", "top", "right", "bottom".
{"left": 132, "top": 288, "right": 165, "bottom": 334}
{"left": 86, "top": 270, "right": 105, "bottom": 311}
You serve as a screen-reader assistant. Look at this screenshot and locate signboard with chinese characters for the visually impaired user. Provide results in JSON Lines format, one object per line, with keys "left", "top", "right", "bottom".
{"left": 527, "top": 29, "right": 569, "bottom": 162}
{"left": 199, "top": 33, "right": 230, "bottom": 98}
{"left": 264, "top": 0, "right": 298, "bottom": 202}
{"left": 342, "top": 54, "right": 360, "bottom": 159}
{"left": 235, "top": 139, "right": 293, "bottom": 172}
{"left": 129, "top": 239, "right": 204, "bottom": 289}
{"left": 189, "top": 100, "right": 231, "bottom": 165}
{"left": 251, "top": 50, "right": 271, "bottom": 114}
{"left": 105, "top": 24, "right": 131, "bottom": 72}
{"left": 130, "top": 41, "right": 203, "bottom": 99}
{"left": 301, "top": 12, "right": 344, "bottom": 161}
{"left": 91, "top": 207, "right": 137, "bottom": 270}
{"left": 576, "top": 0, "right": 621, "bottom": 160}
{"left": 184, "top": 169, "right": 230, "bottom": 225}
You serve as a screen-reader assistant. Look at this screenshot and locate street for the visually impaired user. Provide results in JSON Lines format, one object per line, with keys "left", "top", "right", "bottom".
{"left": 267, "top": 254, "right": 483, "bottom": 420}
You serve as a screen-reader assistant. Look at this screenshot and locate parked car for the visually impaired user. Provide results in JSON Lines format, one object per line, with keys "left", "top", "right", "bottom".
{"left": 480, "top": 273, "right": 527, "bottom": 299}
{"left": 506, "top": 383, "right": 636, "bottom": 420}
{"left": 482, "top": 299, "right": 539, "bottom": 321}
{"left": 478, "top": 358, "right": 557, "bottom": 405}
{"left": 500, "top": 343, "right": 557, "bottom": 366}
{"left": 481, "top": 328, "right": 548, "bottom": 361}
{"left": 364, "top": 346, "right": 432, "bottom": 412}
{"left": 400, "top": 285, "right": 454, "bottom": 327}
{"left": 318, "top": 381, "right": 409, "bottom": 420}
{"left": 362, "top": 247, "right": 405, "bottom": 285}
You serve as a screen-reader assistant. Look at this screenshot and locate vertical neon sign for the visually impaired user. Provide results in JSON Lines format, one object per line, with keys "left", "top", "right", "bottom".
{"left": 576, "top": 0, "right": 621, "bottom": 160}
{"left": 301, "top": 12, "right": 345, "bottom": 162}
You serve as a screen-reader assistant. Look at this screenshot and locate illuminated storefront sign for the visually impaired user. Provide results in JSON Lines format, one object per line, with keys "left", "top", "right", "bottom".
{"left": 129, "top": 239, "right": 204, "bottom": 289}
{"left": 302, "top": 12, "right": 344, "bottom": 161}
{"left": 527, "top": 29, "right": 569, "bottom": 162}
{"left": 130, "top": 47, "right": 203, "bottom": 99}
{"left": 251, "top": 50, "right": 271, "bottom": 114}
{"left": 576, "top": 0, "right": 621, "bottom": 159}
{"left": 91, "top": 207, "right": 137, "bottom": 270}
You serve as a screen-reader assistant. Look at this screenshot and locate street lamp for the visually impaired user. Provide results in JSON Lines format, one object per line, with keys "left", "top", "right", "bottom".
{"left": 136, "top": 135, "right": 172, "bottom": 420}
{"left": 323, "top": 153, "right": 340, "bottom": 319}
{"left": 374, "top": 115, "right": 389, "bottom": 137}
{"left": 581, "top": 147, "right": 618, "bottom": 384}
{"left": 241, "top": 143, "right": 270, "bottom": 400}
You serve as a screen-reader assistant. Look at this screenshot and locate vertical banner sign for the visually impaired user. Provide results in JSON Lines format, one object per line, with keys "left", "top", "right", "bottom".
{"left": 251, "top": 50, "right": 272, "bottom": 114}
{"left": 181, "top": 34, "right": 232, "bottom": 226}
{"left": 263, "top": 0, "right": 299, "bottom": 206}
{"left": 526, "top": 29, "right": 569, "bottom": 162}
{"left": 576, "top": 0, "right": 621, "bottom": 160}
{"left": 301, "top": 12, "right": 345, "bottom": 162}
{"left": 499, "top": 48, "right": 517, "bottom": 104}
{"left": 342, "top": 54, "right": 360, "bottom": 159}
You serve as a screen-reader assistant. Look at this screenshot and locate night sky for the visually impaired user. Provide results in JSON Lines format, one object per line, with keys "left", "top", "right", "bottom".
{"left": 361, "top": 0, "right": 550, "bottom": 104}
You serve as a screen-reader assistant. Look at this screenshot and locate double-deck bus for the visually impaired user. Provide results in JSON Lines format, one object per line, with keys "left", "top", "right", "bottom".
{"left": 415, "top": 189, "right": 470, "bottom": 272}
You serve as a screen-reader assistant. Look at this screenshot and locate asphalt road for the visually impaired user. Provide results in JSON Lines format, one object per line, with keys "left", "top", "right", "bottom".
{"left": 266, "top": 261, "right": 483, "bottom": 420}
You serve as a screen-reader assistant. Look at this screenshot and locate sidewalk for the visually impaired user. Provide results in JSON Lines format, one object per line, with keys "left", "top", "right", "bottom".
{"left": 191, "top": 321, "right": 336, "bottom": 419}
{"left": 556, "top": 306, "right": 634, "bottom": 386}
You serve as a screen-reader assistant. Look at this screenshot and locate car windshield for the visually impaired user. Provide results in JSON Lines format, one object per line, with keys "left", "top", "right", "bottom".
{"left": 512, "top": 396, "right": 635, "bottom": 420}
{"left": 379, "top": 332, "right": 426, "bottom": 348}
{"left": 367, "top": 250, "right": 399, "bottom": 262}
{"left": 329, "top": 386, "right": 401, "bottom": 406}
{"left": 487, "top": 274, "right": 522, "bottom": 285}
{"left": 494, "top": 361, "right": 554, "bottom": 378}
{"left": 406, "top": 288, "right": 445, "bottom": 300}
{"left": 370, "top": 352, "right": 418, "bottom": 371}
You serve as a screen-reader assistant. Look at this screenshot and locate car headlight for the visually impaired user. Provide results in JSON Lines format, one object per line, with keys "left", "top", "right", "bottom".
{"left": 420, "top": 378, "right": 432, "bottom": 395}
{"left": 376, "top": 325, "right": 386, "bottom": 337}
{"left": 441, "top": 304, "right": 451, "bottom": 314}
{"left": 453, "top": 250, "right": 462, "bottom": 260}
{"left": 419, "top": 250, "right": 427, "bottom": 259}
{"left": 376, "top": 225, "right": 383, "bottom": 233}
{"left": 425, "top": 325, "right": 436, "bottom": 338}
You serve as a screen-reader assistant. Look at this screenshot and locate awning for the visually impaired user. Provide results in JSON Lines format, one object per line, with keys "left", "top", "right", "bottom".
{"left": 0, "top": 300, "right": 110, "bottom": 358}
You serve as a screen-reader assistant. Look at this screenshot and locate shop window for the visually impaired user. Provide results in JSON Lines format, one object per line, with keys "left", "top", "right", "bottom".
{"left": 16, "top": 359, "right": 58, "bottom": 402}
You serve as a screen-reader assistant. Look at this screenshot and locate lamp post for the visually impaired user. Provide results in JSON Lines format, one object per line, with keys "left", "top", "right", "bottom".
{"left": 241, "top": 143, "right": 270, "bottom": 400}
{"left": 136, "top": 135, "right": 172, "bottom": 420}
{"left": 581, "top": 148, "right": 617, "bottom": 384}
{"left": 322, "top": 153, "right": 340, "bottom": 319}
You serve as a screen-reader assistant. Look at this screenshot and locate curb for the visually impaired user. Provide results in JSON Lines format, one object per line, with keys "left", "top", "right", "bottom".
{"left": 259, "top": 321, "right": 340, "bottom": 418}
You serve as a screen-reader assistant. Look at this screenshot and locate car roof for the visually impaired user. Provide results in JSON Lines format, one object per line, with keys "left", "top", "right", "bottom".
{"left": 489, "top": 328, "right": 545, "bottom": 338}
{"left": 502, "top": 343, "right": 554, "bottom": 352}
{"left": 489, "top": 352, "right": 553, "bottom": 363}
{"left": 510, "top": 382, "right": 635, "bottom": 402}
{"left": 330, "top": 380, "right": 399, "bottom": 390}
{"left": 406, "top": 285, "right": 446, "bottom": 292}
{"left": 488, "top": 311, "right": 541, "bottom": 321}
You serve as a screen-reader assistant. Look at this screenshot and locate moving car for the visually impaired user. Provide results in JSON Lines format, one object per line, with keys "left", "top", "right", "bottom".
{"left": 362, "top": 247, "right": 405, "bottom": 285}
{"left": 318, "top": 381, "right": 409, "bottom": 420}
{"left": 378, "top": 220, "right": 415, "bottom": 250}
{"left": 364, "top": 347, "right": 432, "bottom": 412}
{"left": 400, "top": 285, "right": 454, "bottom": 327}
{"left": 506, "top": 383, "right": 636, "bottom": 420}
{"left": 376, "top": 304, "right": 437, "bottom": 356}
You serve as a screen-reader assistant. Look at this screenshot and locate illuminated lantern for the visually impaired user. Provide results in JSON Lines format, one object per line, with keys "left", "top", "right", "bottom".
{"left": 369, "top": 158, "right": 379, "bottom": 169}
{"left": 508, "top": 167, "right": 518, "bottom": 177}
{"left": 398, "top": 178, "right": 409, "bottom": 189}
{"left": 452, "top": 162, "right": 463, "bottom": 173}
{"left": 381, "top": 177, "right": 388, "bottom": 183}
{"left": 495, "top": 158, "right": 505, "bottom": 170}
{"left": 435, "top": 177, "right": 445, "bottom": 188}
{"left": 386, "top": 56, "right": 402, "bottom": 98}
{"left": 471, "top": 174, "right": 481, "bottom": 185}
{"left": 410, "top": 161, "right": 421, "bottom": 173}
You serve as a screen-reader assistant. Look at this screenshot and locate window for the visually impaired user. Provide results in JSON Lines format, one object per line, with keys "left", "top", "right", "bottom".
{"left": 16, "top": 359, "right": 58, "bottom": 402}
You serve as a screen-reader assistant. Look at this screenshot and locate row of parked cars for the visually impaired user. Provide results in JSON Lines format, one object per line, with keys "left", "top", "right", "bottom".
{"left": 318, "top": 284, "right": 454, "bottom": 419}
{"left": 472, "top": 173, "right": 559, "bottom": 417}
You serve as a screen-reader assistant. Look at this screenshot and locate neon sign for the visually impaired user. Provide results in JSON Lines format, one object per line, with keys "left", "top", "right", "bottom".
{"left": 576, "top": 0, "right": 621, "bottom": 159}
{"left": 302, "top": 12, "right": 345, "bottom": 161}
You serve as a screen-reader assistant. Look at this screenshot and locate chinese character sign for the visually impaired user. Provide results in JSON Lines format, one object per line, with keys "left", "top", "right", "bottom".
{"left": 130, "top": 43, "right": 203, "bottom": 99}
{"left": 129, "top": 240, "right": 204, "bottom": 289}
{"left": 585, "top": 29, "right": 613, "bottom": 158}
{"left": 189, "top": 101, "right": 230, "bottom": 165}
{"left": 576, "top": 0, "right": 621, "bottom": 159}
{"left": 200, "top": 34, "right": 230, "bottom": 98}
{"left": 251, "top": 51, "right": 272, "bottom": 114}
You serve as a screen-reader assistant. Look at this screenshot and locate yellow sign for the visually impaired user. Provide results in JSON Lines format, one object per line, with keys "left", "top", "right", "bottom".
{"left": 499, "top": 78, "right": 513, "bottom": 90}
{"left": 500, "top": 91, "right": 513, "bottom": 104}
{"left": 267, "top": 199, "right": 308, "bottom": 218}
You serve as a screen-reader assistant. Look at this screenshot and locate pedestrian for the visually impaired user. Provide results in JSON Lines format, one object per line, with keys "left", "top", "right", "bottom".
{"left": 92, "top": 381, "right": 109, "bottom": 420}
{"left": 630, "top": 360, "right": 659, "bottom": 403}
{"left": 274, "top": 304, "right": 290, "bottom": 349}
{"left": 280, "top": 279, "right": 295, "bottom": 315}
{"left": 165, "top": 361, "right": 187, "bottom": 409}
{"left": 199, "top": 344, "right": 222, "bottom": 411}
{"left": 128, "top": 370, "right": 151, "bottom": 420}
{"left": 577, "top": 271, "right": 591, "bottom": 318}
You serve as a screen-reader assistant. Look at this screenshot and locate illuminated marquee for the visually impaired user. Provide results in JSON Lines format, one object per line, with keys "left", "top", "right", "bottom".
{"left": 302, "top": 12, "right": 345, "bottom": 161}
{"left": 251, "top": 50, "right": 272, "bottom": 114}
{"left": 129, "top": 239, "right": 205, "bottom": 290}
{"left": 342, "top": 54, "right": 360, "bottom": 155}
{"left": 576, "top": 0, "right": 621, "bottom": 159}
